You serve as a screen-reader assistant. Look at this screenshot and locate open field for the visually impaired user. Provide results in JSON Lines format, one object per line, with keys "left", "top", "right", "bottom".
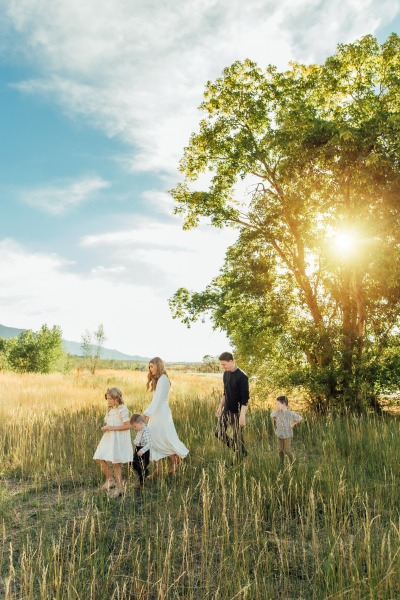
{"left": 1, "top": 370, "right": 400, "bottom": 600}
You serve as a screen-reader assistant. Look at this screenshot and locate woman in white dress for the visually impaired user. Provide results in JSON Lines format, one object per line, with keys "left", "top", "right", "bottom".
{"left": 93, "top": 387, "right": 133, "bottom": 497}
{"left": 144, "top": 357, "right": 189, "bottom": 474}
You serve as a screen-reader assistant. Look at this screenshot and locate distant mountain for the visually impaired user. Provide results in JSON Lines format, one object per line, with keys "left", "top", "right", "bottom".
{"left": 0, "top": 324, "right": 25, "bottom": 339}
{"left": 0, "top": 324, "right": 149, "bottom": 361}
{"left": 62, "top": 339, "right": 149, "bottom": 361}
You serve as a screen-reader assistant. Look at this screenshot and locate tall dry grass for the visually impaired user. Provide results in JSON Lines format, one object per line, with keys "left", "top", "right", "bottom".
{"left": 0, "top": 369, "right": 399, "bottom": 599}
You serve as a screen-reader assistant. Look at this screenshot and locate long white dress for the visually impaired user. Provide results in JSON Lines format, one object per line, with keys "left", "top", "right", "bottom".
{"left": 93, "top": 404, "right": 133, "bottom": 464}
{"left": 143, "top": 374, "right": 189, "bottom": 461}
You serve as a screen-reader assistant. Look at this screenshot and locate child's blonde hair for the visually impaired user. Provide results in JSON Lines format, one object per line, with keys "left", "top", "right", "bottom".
{"left": 105, "top": 387, "right": 124, "bottom": 406}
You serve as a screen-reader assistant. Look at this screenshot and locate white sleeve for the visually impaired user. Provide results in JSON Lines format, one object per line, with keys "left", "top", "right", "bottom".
{"left": 118, "top": 405, "right": 130, "bottom": 423}
{"left": 143, "top": 375, "right": 170, "bottom": 416}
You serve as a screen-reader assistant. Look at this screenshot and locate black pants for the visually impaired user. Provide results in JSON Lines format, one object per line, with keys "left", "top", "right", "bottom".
{"left": 131, "top": 446, "right": 150, "bottom": 485}
{"left": 215, "top": 411, "right": 247, "bottom": 457}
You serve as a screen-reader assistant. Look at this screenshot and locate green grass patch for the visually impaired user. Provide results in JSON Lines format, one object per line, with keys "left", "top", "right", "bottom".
{"left": 1, "top": 378, "right": 399, "bottom": 599}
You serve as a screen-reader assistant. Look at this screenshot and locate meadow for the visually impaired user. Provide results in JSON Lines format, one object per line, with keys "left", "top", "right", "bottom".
{"left": 0, "top": 369, "right": 399, "bottom": 600}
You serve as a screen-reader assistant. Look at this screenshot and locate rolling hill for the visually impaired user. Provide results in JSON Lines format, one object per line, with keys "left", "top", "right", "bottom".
{"left": 0, "top": 324, "right": 149, "bottom": 361}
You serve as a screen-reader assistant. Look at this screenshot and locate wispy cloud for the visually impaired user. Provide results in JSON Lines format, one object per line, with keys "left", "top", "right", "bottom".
{"left": 80, "top": 213, "right": 238, "bottom": 293}
{"left": 19, "top": 175, "right": 110, "bottom": 214}
{"left": 91, "top": 265, "right": 127, "bottom": 275}
{"left": 4, "top": 0, "right": 398, "bottom": 175}
{"left": 141, "top": 190, "right": 175, "bottom": 216}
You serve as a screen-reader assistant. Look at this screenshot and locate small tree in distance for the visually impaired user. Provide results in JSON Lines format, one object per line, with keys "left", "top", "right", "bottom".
{"left": 5, "top": 325, "right": 64, "bottom": 373}
{"left": 81, "top": 324, "right": 106, "bottom": 374}
{"left": 201, "top": 355, "right": 220, "bottom": 373}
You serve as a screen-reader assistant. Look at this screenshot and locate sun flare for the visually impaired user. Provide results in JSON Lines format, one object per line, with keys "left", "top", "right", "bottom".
{"left": 332, "top": 231, "right": 356, "bottom": 253}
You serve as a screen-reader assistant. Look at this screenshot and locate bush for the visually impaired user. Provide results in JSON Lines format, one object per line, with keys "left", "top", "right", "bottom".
{"left": 3, "top": 324, "right": 65, "bottom": 373}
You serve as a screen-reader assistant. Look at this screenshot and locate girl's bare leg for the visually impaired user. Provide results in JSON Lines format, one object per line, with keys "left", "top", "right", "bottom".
{"left": 97, "top": 460, "right": 115, "bottom": 489}
{"left": 168, "top": 454, "right": 181, "bottom": 474}
{"left": 111, "top": 463, "right": 123, "bottom": 497}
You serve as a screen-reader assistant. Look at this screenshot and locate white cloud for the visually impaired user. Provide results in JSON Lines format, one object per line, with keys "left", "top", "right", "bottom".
{"left": 80, "top": 205, "right": 238, "bottom": 293}
{"left": 0, "top": 238, "right": 231, "bottom": 361}
{"left": 141, "top": 190, "right": 175, "bottom": 216}
{"left": 19, "top": 175, "right": 110, "bottom": 214}
{"left": 91, "top": 265, "right": 127, "bottom": 275}
{"left": 4, "top": 0, "right": 398, "bottom": 175}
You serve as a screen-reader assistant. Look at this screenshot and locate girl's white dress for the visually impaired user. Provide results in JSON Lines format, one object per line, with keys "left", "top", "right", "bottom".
{"left": 144, "top": 374, "right": 189, "bottom": 461}
{"left": 93, "top": 405, "right": 133, "bottom": 464}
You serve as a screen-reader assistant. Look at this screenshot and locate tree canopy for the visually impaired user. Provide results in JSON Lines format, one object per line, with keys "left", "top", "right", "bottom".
{"left": 169, "top": 34, "right": 400, "bottom": 411}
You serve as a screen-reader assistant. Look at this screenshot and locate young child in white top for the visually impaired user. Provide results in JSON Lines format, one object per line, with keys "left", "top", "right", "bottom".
{"left": 271, "top": 395, "right": 302, "bottom": 465}
{"left": 93, "top": 387, "right": 133, "bottom": 497}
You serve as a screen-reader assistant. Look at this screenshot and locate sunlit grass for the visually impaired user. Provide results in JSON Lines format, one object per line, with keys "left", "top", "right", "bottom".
{"left": 1, "top": 370, "right": 399, "bottom": 599}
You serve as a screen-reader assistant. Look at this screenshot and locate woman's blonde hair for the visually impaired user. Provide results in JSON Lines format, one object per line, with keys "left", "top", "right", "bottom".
{"left": 147, "top": 357, "right": 169, "bottom": 391}
{"left": 105, "top": 387, "right": 124, "bottom": 406}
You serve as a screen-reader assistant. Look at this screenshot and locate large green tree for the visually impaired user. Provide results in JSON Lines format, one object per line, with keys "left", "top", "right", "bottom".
{"left": 169, "top": 34, "right": 400, "bottom": 411}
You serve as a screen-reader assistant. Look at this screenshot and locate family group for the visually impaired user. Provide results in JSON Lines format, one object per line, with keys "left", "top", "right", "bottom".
{"left": 93, "top": 353, "right": 302, "bottom": 498}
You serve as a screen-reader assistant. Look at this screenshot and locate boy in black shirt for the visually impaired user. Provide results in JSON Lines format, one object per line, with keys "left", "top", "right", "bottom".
{"left": 215, "top": 352, "right": 249, "bottom": 458}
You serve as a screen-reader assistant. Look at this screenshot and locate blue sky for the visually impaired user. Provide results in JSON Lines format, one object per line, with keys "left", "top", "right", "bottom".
{"left": 0, "top": 0, "right": 399, "bottom": 361}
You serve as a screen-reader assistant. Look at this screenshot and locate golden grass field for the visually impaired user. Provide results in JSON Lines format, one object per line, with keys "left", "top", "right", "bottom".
{"left": 1, "top": 369, "right": 399, "bottom": 599}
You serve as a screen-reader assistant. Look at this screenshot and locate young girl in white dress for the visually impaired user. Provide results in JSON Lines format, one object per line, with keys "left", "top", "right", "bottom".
{"left": 93, "top": 387, "right": 133, "bottom": 497}
{"left": 144, "top": 357, "right": 189, "bottom": 475}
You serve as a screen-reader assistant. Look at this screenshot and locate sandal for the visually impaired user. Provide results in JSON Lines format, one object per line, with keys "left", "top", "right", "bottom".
{"left": 101, "top": 479, "right": 116, "bottom": 491}
{"left": 110, "top": 485, "right": 123, "bottom": 498}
